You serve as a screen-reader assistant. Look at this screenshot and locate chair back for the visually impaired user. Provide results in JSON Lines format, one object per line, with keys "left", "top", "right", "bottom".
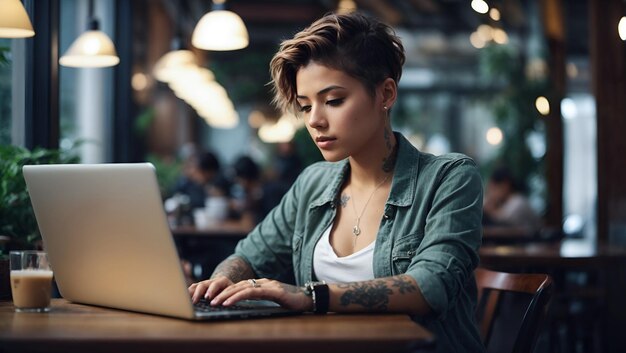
{"left": 475, "top": 267, "right": 553, "bottom": 353}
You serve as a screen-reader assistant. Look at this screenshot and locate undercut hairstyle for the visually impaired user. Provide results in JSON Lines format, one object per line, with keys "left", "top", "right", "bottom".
{"left": 269, "top": 12, "right": 406, "bottom": 115}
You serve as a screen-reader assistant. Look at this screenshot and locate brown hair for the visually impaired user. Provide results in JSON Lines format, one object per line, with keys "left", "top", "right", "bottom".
{"left": 269, "top": 12, "right": 405, "bottom": 114}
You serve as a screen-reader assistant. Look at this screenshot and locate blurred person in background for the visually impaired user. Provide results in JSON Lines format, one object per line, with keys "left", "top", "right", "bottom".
{"left": 228, "top": 156, "right": 266, "bottom": 229}
{"left": 483, "top": 166, "right": 540, "bottom": 232}
{"left": 172, "top": 151, "right": 222, "bottom": 209}
{"left": 189, "top": 12, "right": 484, "bottom": 353}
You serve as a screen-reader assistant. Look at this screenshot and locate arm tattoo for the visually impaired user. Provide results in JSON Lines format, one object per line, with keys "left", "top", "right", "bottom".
{"left": 337, "top": 280, "right": 393, "bottom": 310}
{"left": 211, "top": 256, "right": 255, "bottom": 282}
{"left": 392, "top": 275, "right": 418, "bottom": 294}
{"left": 382, "top": 127, "right": 397, "bottom": 173}
{"left": 340, "top": 194, "right": 350, "bottom": 208}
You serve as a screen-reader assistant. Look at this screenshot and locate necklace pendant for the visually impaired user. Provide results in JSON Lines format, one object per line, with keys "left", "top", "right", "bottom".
{"left": 352, "top": 225, "right": 361, "bottom": 236}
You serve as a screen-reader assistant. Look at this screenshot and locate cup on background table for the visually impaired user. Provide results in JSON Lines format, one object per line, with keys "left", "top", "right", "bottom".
{"left": 9, "top": 251, "right": 53, "bottom": 312}
{"left": 205, "top": 196, "right": 228, "bottom": 224}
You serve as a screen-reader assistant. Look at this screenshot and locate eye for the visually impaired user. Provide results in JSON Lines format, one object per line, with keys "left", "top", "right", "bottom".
{"left": 298, "top": 105, "right": 311, "bottom": 113}
{"left": 326, "top": 98, "right": 344, "bottom": 106}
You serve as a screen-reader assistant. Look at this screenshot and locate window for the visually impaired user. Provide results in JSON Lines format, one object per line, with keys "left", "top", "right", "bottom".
{"left": 0, "top": 39, "right": 12, "bottom": 145}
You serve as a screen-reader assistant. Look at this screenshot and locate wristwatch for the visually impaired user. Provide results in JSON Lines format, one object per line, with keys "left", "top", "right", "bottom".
{"left": 303, "top": 281, "right": 329, "bottom": 314}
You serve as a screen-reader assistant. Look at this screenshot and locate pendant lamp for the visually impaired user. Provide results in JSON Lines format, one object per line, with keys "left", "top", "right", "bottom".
{"left": 191, "top": 0, "right": 248, "bottom": 51}
{"left": 0, "top": 0, "right": 35, "bottom": 38}
{"left": 59, "top": 0, "right": 119, "bottom": 68}
{"left": 154, "top": 35, "right": 197, "bottom": 83}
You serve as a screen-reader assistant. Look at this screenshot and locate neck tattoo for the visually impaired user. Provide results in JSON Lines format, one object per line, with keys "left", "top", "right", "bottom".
{"left": 349, "top": 174, "right": 391, "bottom": 247}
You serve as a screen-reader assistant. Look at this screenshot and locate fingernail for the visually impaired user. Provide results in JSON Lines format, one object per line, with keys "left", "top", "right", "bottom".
{"left": 210, "top": 299, "right": 218, "bottom": 305}
{"left": 223, "top": 300, "right": 231, "bottom": 306}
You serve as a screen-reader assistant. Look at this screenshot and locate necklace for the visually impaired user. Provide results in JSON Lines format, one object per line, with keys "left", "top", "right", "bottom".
{"left": 349, "top": 173, "right": 390, "bottom": 246}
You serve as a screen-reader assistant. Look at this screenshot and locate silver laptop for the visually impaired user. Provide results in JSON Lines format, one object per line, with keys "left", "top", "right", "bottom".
{"left": 23, "top": 163, "right": 299, "bottom": 320}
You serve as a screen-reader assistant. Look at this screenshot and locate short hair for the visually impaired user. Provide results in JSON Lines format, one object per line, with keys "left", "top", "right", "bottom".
{"left": 490, "top": 166, "right": 525, "bottom": 193}
{"left": 198, "top": 152, "right": 220, "bottom": 172}
{"left": 269, "top": 12, "right": 405, "bottom": 114}
{"left": 233, "top": 156, "right": 260, "bottom": 181}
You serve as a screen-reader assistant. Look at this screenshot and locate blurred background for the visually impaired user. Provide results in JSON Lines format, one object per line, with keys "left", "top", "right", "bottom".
{"left": 3, "top": 0, "right": 618, "bottom": 242}
{"left": 1, "top": 1, "right": 626, "bottom": 352}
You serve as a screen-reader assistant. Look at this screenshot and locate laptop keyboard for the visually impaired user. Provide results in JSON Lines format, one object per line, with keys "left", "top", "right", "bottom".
{"left": 194, "top": 299, "right": 252, "bottom": 312}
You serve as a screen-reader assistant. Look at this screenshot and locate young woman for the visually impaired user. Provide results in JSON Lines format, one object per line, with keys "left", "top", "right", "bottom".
{"left": 189, "top": 12, "right": 485, "bottom": 353}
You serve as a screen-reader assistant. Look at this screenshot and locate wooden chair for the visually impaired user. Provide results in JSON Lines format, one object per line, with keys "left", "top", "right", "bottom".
{"left": 475, "top": 267, "right": 554, "bottom": 353}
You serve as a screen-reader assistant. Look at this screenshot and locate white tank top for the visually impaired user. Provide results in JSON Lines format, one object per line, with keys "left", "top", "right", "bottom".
{"left": 313, "top": 225, "right": 375, "bottom": 284}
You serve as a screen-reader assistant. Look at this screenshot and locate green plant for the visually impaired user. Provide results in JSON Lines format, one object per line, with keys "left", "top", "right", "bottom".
{"left": 0, "top": 145, "right": 79, "bottom": 251}
{"left": 145, "top": 154, "right": 182, "bottom": 200}
{"left": 0, "top": 46, "right": 9, "bottom": 66}
{"left": 479, "top": 44, "right": 549, "bottom": 193}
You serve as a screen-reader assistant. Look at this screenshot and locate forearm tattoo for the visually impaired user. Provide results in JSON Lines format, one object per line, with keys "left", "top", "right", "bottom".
{"left": 337, "top": 275, "right": 418, "bottom": 311}
{"left": 338, "top": 280, "right": 392, "bottom": 310}
{"left": 391, "top": 275, "right": 418, "bottom": 294}
{"left": 211, "top": 256, "right": 255, "bottom": 283}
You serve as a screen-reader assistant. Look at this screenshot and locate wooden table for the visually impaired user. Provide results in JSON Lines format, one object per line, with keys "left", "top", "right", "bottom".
{"left": 479, "top": 239, "right": 626, "bottom": 269}
{"left": 0, "top": 299, "right": 435, "bottom": 353}
{"left": 171, "top": 225, "right": 251, "bottom": 240}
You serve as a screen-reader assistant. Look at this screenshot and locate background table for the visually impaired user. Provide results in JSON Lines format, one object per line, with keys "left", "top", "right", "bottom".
{"left": 171, "top": 225, "right": 249, "bottom": 279}
{"left": 479, "top": 239, "right": 626, "bottom": 353}
{"left": 0, "top": 299, "right": 435, "bottom": 353}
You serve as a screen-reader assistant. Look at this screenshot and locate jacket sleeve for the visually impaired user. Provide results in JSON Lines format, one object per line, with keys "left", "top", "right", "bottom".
{"left": 232, "top": 172, "right": 301, "bottom": 282}
{"left": 405, "top": 157, "right": 483, "bottom": 319}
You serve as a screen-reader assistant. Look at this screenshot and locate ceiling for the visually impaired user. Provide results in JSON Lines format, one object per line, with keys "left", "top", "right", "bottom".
{"left": 140, "top": 0, "right": 591, "bottom": 95}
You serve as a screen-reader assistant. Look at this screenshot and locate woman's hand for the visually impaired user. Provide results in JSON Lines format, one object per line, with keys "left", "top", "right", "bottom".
{"left": 188, "top": 275, "right": 235, "bottom": 304}
{"left": 210, "top": 278, "right": 313, "bottom": 311}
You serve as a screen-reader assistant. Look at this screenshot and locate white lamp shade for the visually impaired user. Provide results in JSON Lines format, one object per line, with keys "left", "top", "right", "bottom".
{"left": 619, "top": 16, "right": 626, "bottom": 41}
{"left": 191, "top": 10, "right": 249, "bottom": 51}
{"left": 59, "top": 30, "right": 119, "bottom": 68}
{"left": 0, "top": 0, "right": 35, "bottom": 38}
{"left": 153, "top": 50, "right": 197, "bottom": 82}
{"left": 258, "top": 117, "right": 296, "bottom": 143}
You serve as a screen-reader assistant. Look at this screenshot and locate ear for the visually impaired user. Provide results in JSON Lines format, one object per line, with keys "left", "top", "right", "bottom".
{"left": 379, "top": 78, "right": 397, "bottom": 111}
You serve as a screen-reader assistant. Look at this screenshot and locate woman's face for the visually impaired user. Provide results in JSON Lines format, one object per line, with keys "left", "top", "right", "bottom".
{"left": 295, "top": 62, "right": 386, "bottom": 162}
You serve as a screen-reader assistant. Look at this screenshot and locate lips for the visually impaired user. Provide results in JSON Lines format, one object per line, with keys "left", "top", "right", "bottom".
{"left": 315, "top": 136, "right": 336, "bottom": 149}
{"left": 315, "top": 136, "right": 335, "bottom": 142}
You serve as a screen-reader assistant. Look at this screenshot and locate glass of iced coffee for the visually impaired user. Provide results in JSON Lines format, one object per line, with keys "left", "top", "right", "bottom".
{"left": 9, "top": 251, "right": 53, "bottom": 312}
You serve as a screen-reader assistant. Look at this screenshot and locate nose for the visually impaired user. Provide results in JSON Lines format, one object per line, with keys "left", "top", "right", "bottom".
{"left": 307, "top": 105, "right": 327, "bottom": 130}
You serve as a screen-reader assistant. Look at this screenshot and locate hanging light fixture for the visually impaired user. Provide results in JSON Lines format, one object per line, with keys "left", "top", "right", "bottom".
{"left": 619, "top": 16, "right": 626, "bottom": 41}
{"left": 154, "top": 36, "right": 198, "bottom": 83}
{"left": 337, "top": 0, "right": 357, "bottom": 15}
{"left": 0, "top": 0, "right": 35, "bottom": 38}
{"left": 191, "top": 0, "right": 248, "bottom": 51}
{"left": 59, "top": 0, "right": 119, "bottom": 68}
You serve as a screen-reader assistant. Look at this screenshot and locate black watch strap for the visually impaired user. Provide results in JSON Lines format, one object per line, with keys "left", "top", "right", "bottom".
{"left": 311, "top": 282, "right": 329, "bottom": 314}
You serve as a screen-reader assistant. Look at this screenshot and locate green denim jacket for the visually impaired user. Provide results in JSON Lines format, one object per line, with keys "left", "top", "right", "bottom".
{"left": 234, "top": 133, "right": 485, "bottom": 353}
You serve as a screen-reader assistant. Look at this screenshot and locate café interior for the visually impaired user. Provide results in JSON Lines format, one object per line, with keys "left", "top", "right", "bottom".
{"left": 1, "top": 0, "right": 625, "bottom": 352}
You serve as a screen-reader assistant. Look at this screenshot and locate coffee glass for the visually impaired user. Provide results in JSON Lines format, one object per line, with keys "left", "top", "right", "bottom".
{"left": 9, "top": 251, "right": 53, "bottom": 312}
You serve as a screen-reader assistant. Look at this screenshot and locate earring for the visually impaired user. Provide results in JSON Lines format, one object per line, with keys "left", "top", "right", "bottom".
{"left": 383, "top": 106, "right": 388, "bottom": 111}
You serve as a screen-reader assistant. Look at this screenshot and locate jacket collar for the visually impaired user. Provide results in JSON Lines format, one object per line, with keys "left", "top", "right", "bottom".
{"left": 309, "top": 159, "right": 350, "bottom": 209}
{"left": 387, "top": 132, "right": 420, "bottom": 207}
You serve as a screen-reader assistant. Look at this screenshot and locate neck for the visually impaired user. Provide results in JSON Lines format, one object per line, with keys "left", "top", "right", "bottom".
{"left": 349, "top": 128, "right": 397, "bottom": 188}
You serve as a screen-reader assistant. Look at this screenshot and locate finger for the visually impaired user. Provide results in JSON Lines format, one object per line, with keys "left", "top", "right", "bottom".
{"left": 211, "top": 279, "right": 257, "bottom": 305}
{"left": 205, "top": 277, "right": 232, "bottom": 300}
{"left": 188, "top": 282, "right": 198, "bottom": 295}
{"left": 222, "top": 287, "right": 271, "bottom": 306}
{"left": 192, "top": 282, "right": 210, "bottom": 304}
